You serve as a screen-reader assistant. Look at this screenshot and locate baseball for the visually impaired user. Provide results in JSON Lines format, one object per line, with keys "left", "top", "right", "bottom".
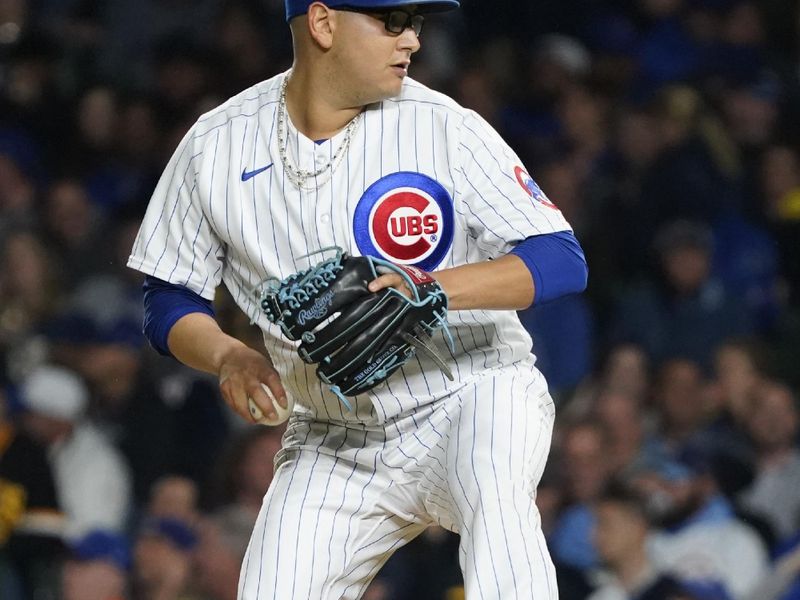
{"left": 248, "top": 383, "right": 292, "bottom": 426}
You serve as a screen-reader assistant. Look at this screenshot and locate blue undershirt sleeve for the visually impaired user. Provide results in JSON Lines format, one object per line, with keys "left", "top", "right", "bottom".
{"left": 509, "top": 231, "right": 588, "bottom": 307}
{"left": 142, "top": 276, "right": 216, "bottom": 357}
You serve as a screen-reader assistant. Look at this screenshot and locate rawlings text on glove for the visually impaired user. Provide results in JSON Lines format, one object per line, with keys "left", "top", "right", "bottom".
{"left": 254, "top": 247, "right": 453, "bottom": 408}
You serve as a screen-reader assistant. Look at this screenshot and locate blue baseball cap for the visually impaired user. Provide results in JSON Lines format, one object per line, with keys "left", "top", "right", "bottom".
{"left": 285, "top": 1, "right": 460, "bottom": 22}
{"left": 70, "top": 530, "right": 132, "bottom": 571}
{"left": 138, "top": 517, "right": 198, "bottom": 551}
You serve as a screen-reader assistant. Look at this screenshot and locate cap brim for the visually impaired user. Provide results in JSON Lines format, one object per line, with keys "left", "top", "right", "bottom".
{"left": 409, "top": 1, "right": 460, "bottom": 13}
{"left": 286, "top": 0, "right": 459, "bottom": 22}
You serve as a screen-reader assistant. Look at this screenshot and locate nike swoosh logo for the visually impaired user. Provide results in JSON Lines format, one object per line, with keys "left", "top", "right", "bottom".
{"left": 241, "top": 163, "right": 273, "bottom": 181}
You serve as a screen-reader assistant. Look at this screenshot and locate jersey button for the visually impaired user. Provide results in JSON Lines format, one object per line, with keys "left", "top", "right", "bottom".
{"left": 314, "top": 153, "right": 327, "bottom": 167}
{"left": 320, "top": 213, "right": 331, "bottom": 224}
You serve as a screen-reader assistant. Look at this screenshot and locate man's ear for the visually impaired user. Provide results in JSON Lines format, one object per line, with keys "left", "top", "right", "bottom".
{"left": 307, "top": 2, "right": 335, "bottom": 49}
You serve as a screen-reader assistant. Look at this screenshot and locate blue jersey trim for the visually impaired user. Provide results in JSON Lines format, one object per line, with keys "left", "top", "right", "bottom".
{"left": 510, "top": 231, "right": 588, "bottom": 307}
{"left": 143, "top": 276, "right": 216, "bottom": 356}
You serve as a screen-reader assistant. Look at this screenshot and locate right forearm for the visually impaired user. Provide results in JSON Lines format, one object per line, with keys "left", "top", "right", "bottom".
{"left": 166, "top": 311, "right": 289, "bottom": 423}
{"left": 167, "top": 312, "right": 248, "bottom": 375}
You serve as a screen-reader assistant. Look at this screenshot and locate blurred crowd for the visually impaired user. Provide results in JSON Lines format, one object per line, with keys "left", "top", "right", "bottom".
{"left": 1, "top": 0, "right": 799, "bottom": 599}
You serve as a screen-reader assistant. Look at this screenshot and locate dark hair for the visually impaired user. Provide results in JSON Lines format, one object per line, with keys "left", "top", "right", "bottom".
{"left": 653, "top": 219, "right": 713, "bottom": 258}
{"left": 596, "top": 480, "right": 648, "bottom": 520}
{"left": 714, "top": 336, "right": 772, "bottom": 378}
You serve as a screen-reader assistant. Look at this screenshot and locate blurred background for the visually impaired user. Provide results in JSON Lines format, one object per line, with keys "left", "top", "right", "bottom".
{"left": 1, "top": 0, "right": 799, "bottom": 599}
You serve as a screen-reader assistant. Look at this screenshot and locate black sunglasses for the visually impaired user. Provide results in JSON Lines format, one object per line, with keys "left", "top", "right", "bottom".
{"left": 336, "top": 7, "right": 425, "bottom": 37}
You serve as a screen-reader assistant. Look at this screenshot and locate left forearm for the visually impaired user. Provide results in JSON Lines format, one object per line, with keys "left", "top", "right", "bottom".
{"left": 368, "top": 233, "right": 586, "bottom": 311}
{"left": 433, "top": 254, "right": 534, "bottom": 311}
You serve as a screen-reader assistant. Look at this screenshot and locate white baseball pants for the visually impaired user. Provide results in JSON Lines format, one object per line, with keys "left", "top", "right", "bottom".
{"left": 238, "top": 366, "right": 558, "bottom": 599}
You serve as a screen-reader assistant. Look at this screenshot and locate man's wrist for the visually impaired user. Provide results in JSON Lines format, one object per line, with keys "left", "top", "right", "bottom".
{"left": 210, "top": 337, "right": 251, "bottom": 374}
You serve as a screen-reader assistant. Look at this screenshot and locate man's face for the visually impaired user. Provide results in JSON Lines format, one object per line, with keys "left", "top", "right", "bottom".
{"left": 329, "top": 6, "right": 421, "bottom": 104}
{"left": 714, "top": 346, "right": 759, "bottom": 400}
{"left": 62, "top": 560, "right": 126, "bottom": 600}
{"left": 133, "top": 534, "right": 191, "bottom": 589}
{"left": 748, "top": 385, "right": 798, "bottom": 451}
{"left": 662, "top": 246, "right": 710, "bottom": 294}
{"left": 593, "top": 501, "right": 647, "bottom": 565}
{"left": 192, "top": 520, "right": 240, "bottom": 596}
{"left": 630, "top": 471, "right": 702, "bottom": 528}
{"left": 562, "top": 425, "right": 610, "bottom": 502}
{"left": 657, "top": 359, "right": 706, "bottom": 431}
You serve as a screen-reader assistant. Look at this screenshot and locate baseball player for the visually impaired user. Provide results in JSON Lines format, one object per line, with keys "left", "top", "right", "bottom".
{"left": 128, "top": 1, "right": 588, "bottom": 598}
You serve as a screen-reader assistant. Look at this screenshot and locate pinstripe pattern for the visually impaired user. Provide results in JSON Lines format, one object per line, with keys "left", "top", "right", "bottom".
{"left": 237, "top": 363, "right": 556, "bottom": 599}
{"left": 128, "top": 70, "right": 567, "bottom": 599}
{"left": 128, "top": 71, "right": 571, "bottom": 422}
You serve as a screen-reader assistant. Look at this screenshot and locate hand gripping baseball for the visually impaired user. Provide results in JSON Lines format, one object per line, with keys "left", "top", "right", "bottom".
{"left": 254, "top": 247, "right": 454, "bottom": 408}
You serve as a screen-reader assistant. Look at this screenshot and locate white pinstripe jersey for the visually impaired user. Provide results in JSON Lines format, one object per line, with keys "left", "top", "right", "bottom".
{"left": 128, "top": 70, "right": 572, "bottom": 424}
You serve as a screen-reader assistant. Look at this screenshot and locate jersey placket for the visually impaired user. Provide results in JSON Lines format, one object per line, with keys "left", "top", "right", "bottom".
{"left": 286, "top": 131, "right": 322, "bottom": 257}
{"left": 310, "top": 139, "right": 337, "bottom": 250}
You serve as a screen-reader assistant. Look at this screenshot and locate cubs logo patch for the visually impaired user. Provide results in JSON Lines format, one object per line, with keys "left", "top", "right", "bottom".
{"left": 514, "top": 166, "right": 558, "bottom": 210}
{"left": 353, "top": 172, "right": 454, "bottom": 271}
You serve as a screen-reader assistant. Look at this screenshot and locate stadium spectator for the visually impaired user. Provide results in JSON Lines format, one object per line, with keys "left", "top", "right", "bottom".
{"left": 0, "top": 382, "right": 64, "bottom": 600}
{"left": 738, "top": 380, "right": 800, "bottom": 542}
{"left": 19, "top": 364, "right": 132, "bottom": 540}
{"left": 62, "top": 529, "right": 131, "bottom": 600}
{"left": 649, "top": 357, "right": 715, "bottom": 458}
{"left": 592, "top": 390, "right": 668, "bottom": 478}
{"left": 0, "top": 0, "right": 799, "bottom": 597}
{"left": 549, "top": 420, "right": 614, "bottom": 570}
{"left": 744, "top": 535, "right": 800, "bottom": 600}
{"left": 131, "top": 516, "right": 198, "bottom": 600}
{"left": 631, "top": 454, "right": 769, "bottom": 599}
{"left": 760, "top": 143, "right": 800, "bottom": 305}
{"left": 568, "top": 342, "right": 653, "bottom": 422}
{"left": 588, "top": 482, "right": 685, "bottom": 600}
{"left": 78, "top": 319, "right": 228, "bottom": 502}
{"left": 701, "top": 338, "right": 764, "bottom": 465}
{"left": 41, "top": 177, "right": 107, "bottom": 287}
{"left": 205, "top": 425, "right": 285, "bottom": 517}
{"left": 146, "top": 476, "right": 200, "bottom": 528}
{"left": 610, "top": 220, "right": 753, "bottom": 369}
{"left": 0, "top": 231, "right": 62, "bottom": 361}
{"left": 192, "top": 508, "right": 257, "bottom": 600}
{"left": 708, "top": 338, "right": 765, "bottom": 429}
